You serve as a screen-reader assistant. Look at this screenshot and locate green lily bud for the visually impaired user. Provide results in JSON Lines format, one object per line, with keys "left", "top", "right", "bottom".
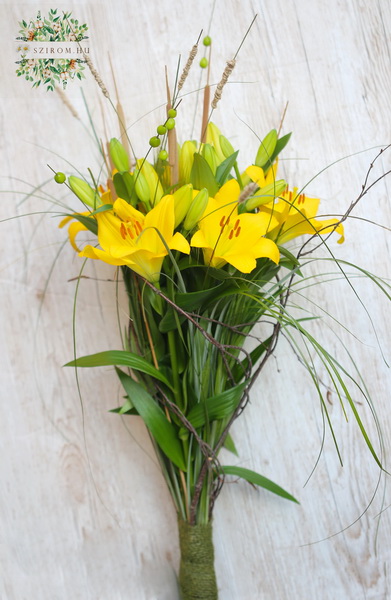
{"left": 184, "top": 188, "right": 209, "bottom": 231}
{"left": 205, "top": 122, "right": 225, "bottom": 163}
{"left": 179, "top": 140, "right": 197, "bottom": 184}
{"left": 136, "top": 159, "right": 164, "bottom": 204}
{"left": 245, "top": 180, "right": 287, "bottom": 211}
{"left": 109, "top": 138, "right": 130, "bottom": 172}
{"left": 219, "top": 134, "right": 235, "bottom": 159}
{"left": 201, "top": 143, "right": 218, "bottom": 174}
{"left": 134, "top": 168, "right": 150, "bottom": 204}
{"left": 255, "top": 129, "right": 278, "bottom": 168}
{"left": 68, "top": 176, "right": 99, "bottom": 208}
{"left": 173, "top": 184, "right": 194, "bottom": 228}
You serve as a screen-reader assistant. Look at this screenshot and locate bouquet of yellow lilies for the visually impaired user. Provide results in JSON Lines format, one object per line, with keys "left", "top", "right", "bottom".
{"left": 53, "top": 31, "right": 382, "bottom": 600}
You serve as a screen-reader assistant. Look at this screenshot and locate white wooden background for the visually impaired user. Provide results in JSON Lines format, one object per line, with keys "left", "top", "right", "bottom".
{"left": 1, "top": 1, "right": 391, "bottom": 598}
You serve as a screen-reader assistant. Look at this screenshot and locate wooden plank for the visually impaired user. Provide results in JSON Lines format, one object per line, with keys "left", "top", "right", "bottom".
{"left": 1, "top": 0, "right": 391, "bottom": 598}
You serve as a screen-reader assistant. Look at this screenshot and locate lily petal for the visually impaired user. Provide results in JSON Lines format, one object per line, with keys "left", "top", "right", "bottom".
{"left": 170, "top": 232, "right": 191, "bottom": 254}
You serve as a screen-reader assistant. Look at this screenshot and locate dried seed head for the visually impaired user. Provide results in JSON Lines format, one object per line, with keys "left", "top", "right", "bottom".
{"left": 177, "top": 44, "right": 198, "bottom": 92}
{"left": 83, "top": 52, "right": 110, "bottom": 99}
{"left": 211, "top": 59, "right": 236, "bottom": 109}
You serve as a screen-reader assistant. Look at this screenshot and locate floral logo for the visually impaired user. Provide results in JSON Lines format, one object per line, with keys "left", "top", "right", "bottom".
{"left": 15, "top": 9, "right": 89, "bottom": 91}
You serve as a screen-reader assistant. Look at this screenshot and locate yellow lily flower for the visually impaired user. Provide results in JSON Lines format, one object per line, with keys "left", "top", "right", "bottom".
{"left": 80, "top": 195, "right": 190, "bottom": 282}
{"left": 59, "top": 190, "right": 112, "bottom": 252}
{"left": 245, "top": 161, "right": 279, "bottom": 189}
{"left": 190, "top": 179, "right": 280, "bottom": 273}
{"left": 59, "top": 212, "right": 90, "bottom": 252}
{"left": 262, "top": 188, "right": 345, "bottom": 245}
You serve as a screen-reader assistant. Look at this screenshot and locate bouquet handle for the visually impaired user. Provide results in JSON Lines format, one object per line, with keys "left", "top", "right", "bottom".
{"left": 178, "top": 517, "right": 218, "bottom": 599}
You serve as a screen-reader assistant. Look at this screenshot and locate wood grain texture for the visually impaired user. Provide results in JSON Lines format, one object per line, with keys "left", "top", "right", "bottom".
{"left": 1, "top": 1, "right": 391, "bottom": 598}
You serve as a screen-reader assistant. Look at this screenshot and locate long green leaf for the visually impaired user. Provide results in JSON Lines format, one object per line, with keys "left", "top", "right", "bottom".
{"left": 65, "top": 350, "right": 173, "bottom": 389}
{"left": 183, "top": 382, "right": 248, "bottom": 432}
{"left": 222, "top": 466, "right": 299, "bottom": 503}
{"left": 116, "top": 369, "right": 186, "bottom": 471}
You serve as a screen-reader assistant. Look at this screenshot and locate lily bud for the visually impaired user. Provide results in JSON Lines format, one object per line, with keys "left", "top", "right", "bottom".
{"left": 179, "top": 140, "right": 197, "bottom": 184}
{"left": 184, "top": 188, "right": 209, "bottom": 231}
{"left": 245, "top": 180, "right": 287, "bottom": 211}
{"left": 68, "top": 176, "right": 99, "bottom": 208}
{"left": 206, "top": 122, "right": 225, "bottom": 163}
{"left": 136, "top": 159, "right": 164, "bottom": 204}
{"left": 219, "top": 134, "right": 235, "bottom": 159}
{"left": 255, "top": 129, "right": 278, "bottom": 168}
{"left": 109, "top": 138, "right": 130, "bottom": 173}
{"left": 173, "top": 184, "right": 194, "bottom": 228}
{"left": 201, "top": 143, "right": 218, "bottom": 174}
{"left": 134, "top": 169, "right": 150, "bottom": 204}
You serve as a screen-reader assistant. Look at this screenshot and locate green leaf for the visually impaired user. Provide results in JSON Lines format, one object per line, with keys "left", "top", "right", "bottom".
{"left": 113, "top": 172, "right": 135, "bottom": 203}
{"left": 190, "top": 153, "right": 219, "bottom": 196}
{"left": 222, "top": 466, "right": 299, "bottom": 503}
{"left": 89, "top": 204, "right": 113, "bottom": 216}
{"left": 176, "top": 282, "right": 228, "bottom": 311}
{"left": 158, "top": 281, "right": 241, "bottom": 332}
{"left": 278, "top": 246, "right": 303, "bottom": 273}
{"left": 215, "top": 151, "right": 239, "bottom": 185}
{"left": 116, "top": 369, "right": 186, "bottom": 471}
{"left": 109, "top": 400, "right": 138, "bottom": 416}
{"left": 278, "top": 245, "right": 300, "bottom": 266}
{"left": 64, "top": 350, "right": 173, "bottom": 389}
{"left": 59, "top": 213, "right": 98, "bottom": 235}
{"left": 184, "top": 381, "right": 248, "bottom": 431}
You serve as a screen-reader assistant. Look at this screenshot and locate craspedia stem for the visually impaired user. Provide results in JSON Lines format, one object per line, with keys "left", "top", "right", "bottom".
{"left": 211, "top": 59, "right": 236, "bottom": 109}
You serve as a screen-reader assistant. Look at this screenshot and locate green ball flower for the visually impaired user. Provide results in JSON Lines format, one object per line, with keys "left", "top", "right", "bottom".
{"left": 157, "top": 125, "right": 167, "bottom": 135}
{"left": 158, "top": 150, "right": 168, "bottom": 161}
{"left": 54, "top": 172, "right": 66, "bottom": 184}
{"left": 149, "top": 136, "right": 161, "bottom": 148}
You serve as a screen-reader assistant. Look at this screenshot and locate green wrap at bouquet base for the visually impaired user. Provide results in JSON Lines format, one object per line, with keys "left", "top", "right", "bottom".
{"left": 178, "top": 517, "right": 218, "bottom": 599}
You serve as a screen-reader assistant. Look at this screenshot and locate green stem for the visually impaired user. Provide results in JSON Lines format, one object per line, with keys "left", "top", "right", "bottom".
{"left": 168, "top": 329, "right": 182, "bottom": 409}
{"left": 234, "top": 162, "right": 243, "bottom": 189}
